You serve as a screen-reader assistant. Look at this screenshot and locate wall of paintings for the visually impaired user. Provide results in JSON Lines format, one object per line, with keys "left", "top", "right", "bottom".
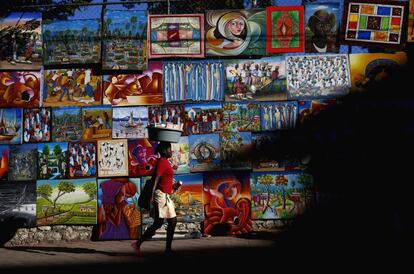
{"left": 0, "top": 0, "right": 412, "bottom": 240}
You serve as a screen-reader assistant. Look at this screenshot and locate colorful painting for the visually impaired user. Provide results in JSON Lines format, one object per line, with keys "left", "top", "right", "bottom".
{"left": 189, "top": 133, "right": 221, "bottom": 172}
{"left": 220, "top": 131, "right": 252, "bottom": 170}
{"left": 163, "top": 61, "right": 225, "bottom": 102}
{"left": 305, "top": 2, "right": 340, "bottom": 53}
{"left": 43, "top": 19, "right": 101, "bottom": 64}
{"left": 286, "top": 54, "right": 351, "bottom": 99}
{"left": 185, "top": 103, "right": 223, "bottom": 135}
{"left": 409, "top": 0, "right": 414, "bottom": 41}
{"left": 0, "top": 145, "right": 9, "bottom": 180}
{"left": 0, "top": 108, "right": 22, "bottom": 144}
{"left": 170, "top": 136, "right": 190, "bottom": 174}
{"left": 97, "top": 178, "right": 141, "bottom": 240}
{"left": 81, "top": 106, "right": 112, "bottom": 140}
{"left": 112, "top": 107, "right": 148, "bottom": 139}
{"left": 8, "top": 144, "right": 37, "bottom": 181}
{"left": 171, "top": 173, "right": 203, "bottom": 222}
{"left": 148, "top": 14, "right": 204, "bottom": 58}
{"left": 38, "top": 142, "right": 68, "bottom": 180}
{"left": 0, "top": 181, "right": 36, "bottom": 227}
{"left": 266, "top": 6, "right": 304, "bottom": 53}
{"left": 68, "top": 141, "right": 97, "bottom": 178}
{"left": 206, "top": 9, "right": 266, "bottom": 56}
{"left": 43, "top": 69, "right": 102, "bottom": 107}
{"left": 103, "top": 10, "right": 147, "bottom": 70}
{"left": 23, "top": 107, "right": 51, "bottom": 143}
{"left": 0, "top": 12, "right": 42, "bottom": 70}
{"left": 225, "top": 56, "right": 287, "bottom": 101}
{"left": 97, "top": 139, "right": 128, "bottom": 178}
{"left": 298, "top": 99, "right": 338, "bottom": 124}
{"left": 103, "top": 62, "right": 163, "bottom": 106}
{"left": 36, "top": 178, "right": 97, "bottom": 226}
{"left": 128, "top": 139, "right": 158, "bottom": 177}
{"left": 0, "top": 71, "right": 41, "bottom": 108}
{"left": 250, "top": 171, "right": 313, "bottom": 219}
{"left": 148, "top": 104, "right": 185, "bottom": 132}
{"left": 341, "top": 0, "right": 408, "bottom": 48}
{"left": 349, "top": 52, "right": 408, "bottom": 93}
{"left": 203, "top": 171, "right": 252, "bottom": 235}
{"left": 260, "top": 102, "right": 298, "bottom": 131}
{"left": 222, "top": 102, "right": 260, "bottom": 132}
{"left": 52, "top": 106, "right": 82, "bottom": 142}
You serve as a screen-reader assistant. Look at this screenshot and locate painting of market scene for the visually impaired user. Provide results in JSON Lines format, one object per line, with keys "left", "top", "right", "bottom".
{"left": 82, "top": 106, "right": 112, "bottom": 140}
{"left": 52, "top": 107, "right": 82, "bottom": 142}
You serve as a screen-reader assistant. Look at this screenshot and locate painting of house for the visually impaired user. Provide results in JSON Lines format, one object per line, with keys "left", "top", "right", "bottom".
{"left": 112, "top": 106, "right": 148, "bottom": 139}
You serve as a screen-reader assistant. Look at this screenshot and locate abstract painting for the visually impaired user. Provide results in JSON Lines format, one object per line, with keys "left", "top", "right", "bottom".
{"left": 103, "top": 62, "right": 163, "bottom": 106}
{"left": 97, "top": 139, "right": 128, "bottom": 177}
{"left": 220, "top": 131, "right": 252, "bottom": 170}
{"left": 185, "top": 102, "right": 223, "bottom": 135}
{"left": 81, "top": 106, "right": 112, "bottom": 140}
{"left": 171, "top": 173, "right": 203, "bottom": 222}
{"left": 298, "top": 99, "right": 338, "bottom": 124}
{"left": 43, "top": 69, "right": 102, "bottom": 107}
{"left": 0, "top": 145, "right": 9, "bottom": 180}
{"left": 97, "top": 178, "right": 141, "bottom": 240}
{"left": 189, "top": 133, "right": 220, "bottom": 172}
{"left": 68, "top": 141, "right": 97, "bottom": 178}
{"left": 0, "top": 12, "right": 42, "bottom": 70}
{"left": 0, "top": 108, "right": 22, "bottom": 145}
{"left": 0, "top": 71, "right": 41, "bottom": 108}
{"left": 266, "top": 6, "right": 304, "bottom": 53}
{"left": 112, "top": 106, "right": 148, "bottom": 139}
{"left": 148, "top": 14, "right": 204, "bottom": 58}
{"left": 203, "top": 171, "right": 252, "bottom": 235}
{"left": 128, "top": 139, "right": 158, "bottom": 177}
{"left": 206, "top": 9, "right": 266, "bottom": 56}
{"left": 37, "top": 142, "right": 68, "bottom": 180}
{"left": 222, "top": 102, "right": 260, "bottom": 132}
{"left": 260, "top": 101, "right": 298, "bottom": 131}
{"left": 148, "top": 104, "right": 185, "bottom": 132}
{"left": 9, "top": 144, "right": 37, "bottom": 181}
{"left": 52, "top": 106, "right": 82, "bottom": 142}
{"left": 36, "top": 178, "right": 97, "bottom": 226}
{"left": 170, "top": 136, "right": 190, "bottom": 174}
{"left": 23, "top": 107, "right": 51, "bottom": 143}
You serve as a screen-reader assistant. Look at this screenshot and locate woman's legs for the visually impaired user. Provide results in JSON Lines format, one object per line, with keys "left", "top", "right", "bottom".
{"left": 166, "top": 216, "right": 177, "bottom": 252}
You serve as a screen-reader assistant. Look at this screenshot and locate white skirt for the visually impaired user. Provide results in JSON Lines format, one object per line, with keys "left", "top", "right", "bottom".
{"left": 154, "top": 189, "right": 176, "bottom": 219}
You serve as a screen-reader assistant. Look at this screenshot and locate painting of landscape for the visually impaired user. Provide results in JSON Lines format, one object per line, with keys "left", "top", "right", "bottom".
{"left": 0, "top": 108, "right": 22, "bottom": 145}
{"left": 52, "top": 107, "right": 82, "bottom": 142}
{"left": 37, "top": 142, "right": 68, "bottom": 180}
{"left": 0, "top": 71, "right": 41, "bottom": 108}
{"left": 220, "top": 131, "right": 252, "bottom": 170}
{"left": 171, "top": 173, "right": 203, "bottom": 222}
{"left": 112, "top": 106, "right": 148, "bottom": 139}
{"left": 222, "top": 102, "right": 260, "bottom": 132}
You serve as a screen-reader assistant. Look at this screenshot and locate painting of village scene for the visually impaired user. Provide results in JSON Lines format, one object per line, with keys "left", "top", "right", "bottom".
{"left": 97, "top": 139, "right": 128, "bottom": 177}
{"left": 0, "top": 145, "right": 9, "bottom": 180}
{"left": 0, "top": 181, "right": 36, "bottom": 227}
{"left": 0, "top": 71, "right": 41, "bottom": 108}
{"left": 148, "top": 104, "right": 185, "bottom": 132}
{"left": 0, "top": 108, "right": 22, "bottom": 145}
{"left": 221, "top": 131, "right": 252, "bottom": 170}
{"left": 9, "top": 144, "right": 37, "bottom": 181}
{"left": 171, "top": 173, "right": 203, "bottom": 222}
{"left": 43, "top": 69, "right": 102, "bottom": 107}
{"left": 97, "top": 178, "right": 141, "bottom": 240}
{"left": 250, "top": 172, "right": 313, "bottom": 220}
{"left": 82, "top": 106, "right": 112, "bottom": 140}
{"left": 225, "top": 57, "right": 287, "bottom": 101}
{"left": 222, "top": 102, "right": 260, "bottom": 132}
{"left": 68, "top": 142, "right": 97, "bottom": 178}
{"left": 128, "top": 139, "right": 158, "bottom": 177}
{"left": 23, "top": 107, "right": 51, "bottom": 143}
{"left": 185, "top": 103, "right": 223, "bottom": 135}
{"left": 36, "top": 178, "right": 97, "bottom": 226}
{"left": 170, "top": 136, "right": 190, "bottom": 174}
{"left": 112, "top": 106, "right": 148, "bottom": 139}
{"left": 103, "top": 63, "right": 162, "bottom": 107}
{"left": 260, "top": 102, "right": 298, "bottom": 131}
{"left": 43, "top": 19, "right": 101, "bottom": 65}
{"left": 103, "top": 10, "right": 147, "bottom": 70}
{"left": 203, "top": 171, "right": 252, "bottom": 235}
{"left": 38, "top": 142, "right": 68, "bottom": 180}
{"left": 189, "top": 134, "right": 221, "bottom": 172}
{"left": 52, "top": 106, "right": 82, "bottom": 142}
{"left": 0, "top": 12, "right": 42, "bottom": 70}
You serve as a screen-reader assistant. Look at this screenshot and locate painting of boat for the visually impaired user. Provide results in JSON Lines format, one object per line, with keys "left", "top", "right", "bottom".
{"left": 0, "top": 108, "right": 22, "bottom": 144}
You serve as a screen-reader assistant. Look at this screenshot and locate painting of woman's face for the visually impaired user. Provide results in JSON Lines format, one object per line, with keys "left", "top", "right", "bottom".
{"left": 228, "top": 18, "right": 245, "bottom": 36}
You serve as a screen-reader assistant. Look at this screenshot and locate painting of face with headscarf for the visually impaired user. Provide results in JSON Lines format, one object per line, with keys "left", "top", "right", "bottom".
{"left": 206, "top": 10, "right": 266, "bottom": 56}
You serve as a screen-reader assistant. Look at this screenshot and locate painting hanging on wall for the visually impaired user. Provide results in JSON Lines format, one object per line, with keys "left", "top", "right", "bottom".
{"left": 97, "top": 139, "right": 128, "bottom": 177}
{"left": 97, "top": 178, "right": 141, "bottom": 240}
{"left": 0, "top": 108, "right": 22, "bottom": 145}
{"left": 82, "top": 106, "right": 112, "bottom": 140}
{"left": 224, "top": 56, "right": 287, "bottom": 101}
{"left": 148, "top": 104, "right": 185, "bottom": 132}
{"left": 260, "top": 101, "right": 298, "bottom": 131}
{"left": 171, "top": 173, "right": 203, "bottom": 222}
{"left": 286, "top": 54, "right": 351, "bottom": 99}
{"left": 37, "top": 142, "right": 68, "bottom": 180}
{"left": 298, "top": 99, "right": 338, "bottom": 124}
{"left": 205, "top": 9, "right": 266, "bottom": 56}
{"left": 23, "top": 107, "right": 51, "bottom": 143}
{"left": 9, "top": 144, "right": 37, "bottom": 181}
{"left": 148, "top": 14, "right": 204, "bottom": 58}
{"left": 0, "top": 71, "right": 41, "bottom": 108}
{"left": 185, "top": 102, "right": 223, "bottom": 135}
{"left": 68, "top": 141, "right": 97, "bottom": 178}
{"left": 222, "top": 102, "right": 260, "bottom": 132}
{"left": 220, "top": 131, "right": 252, "bottom": 170}
{"left": 250, "top": 171, "right": 313, "bottom": 219}
{"left": 36, "top": 178, "right": 97, "bottom": 226}
{"left": 203, "top": 171, "right": 252, "bottom": 235}
{"left": 52, "top": 106, "right": 82, "bottom": 142}
{"left": 189, "top": 133, "right": 221, "bottom": 172}
{"left": 409, "top": 0, "right": 414, "bottom": 42}
{"left": 103, "top": 10, "right": 147, "bottom": 70}
{"left": 43, "top": 69, "right": 102, "bottom": 107}
{"left": 112, "top": 106, "right": 148, "bottom": 139}
{"left": 349, "top": 52, "right": 408, "bottom": 93}
{"left": 340, "top": 0, "right": 408, "bottom": 49}
{"left": 0, "top": 145, "right": 9, "bottom": 180}
{"left": 0, "top": 12, "right": 42, "bottom": 70}
{"left": 305, "top": 2, "right": 340, "bottom": 53}
{"left": 128, "top": 139, "right": 158, "bottom": 177}
{"left": 103, "top": 62, "right": 163, "bottom": 106}
{"left": 43, "top": 19, "right": 101, "bottom": 65}
{"left": 266, "top": 6, "right": 304, "bottom": 53}
{"left": 0, "top": 181, "right": 36, "bottom": 227}
{"left": 170, "top": 136, "right": 190, "bottom": 174}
